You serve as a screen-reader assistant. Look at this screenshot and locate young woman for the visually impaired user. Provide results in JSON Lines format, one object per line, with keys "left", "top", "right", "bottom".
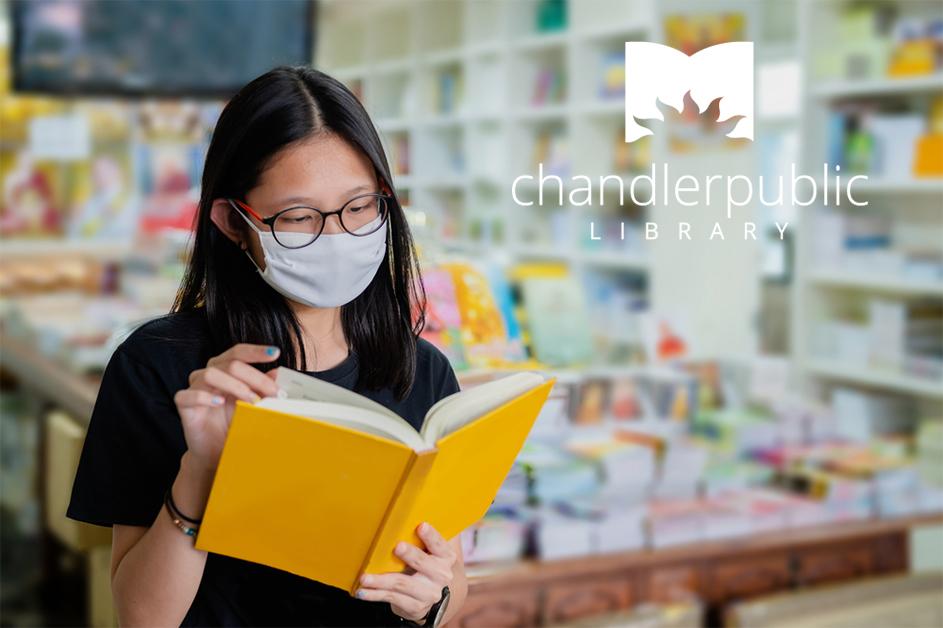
{"left": 67, "top": 66, "right": 467, "bottom": 627}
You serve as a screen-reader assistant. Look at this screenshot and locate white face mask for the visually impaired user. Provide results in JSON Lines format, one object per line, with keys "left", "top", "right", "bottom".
{"left": 232, "top": 201, "right": 388, "bottom": 308}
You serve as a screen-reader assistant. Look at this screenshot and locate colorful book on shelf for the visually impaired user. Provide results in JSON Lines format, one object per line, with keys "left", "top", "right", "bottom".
{"left": 531, "top": 66, "right": 564, "bottom": 106}
{"left": 508, "top": 263, "right": 594, "bottom": 367}
{"left": 640, "top": 313, "right": 692, "bottom": 363}
{"left": 68, "top": 148, "right": 137, "bottom": 239}
{"left": 1, "top": 155, "right": 65, "bottom": 237}
{"left": 136, "top": 142, "right": 202, "bottom": 232}
{"left": 569, "top": 378, "right": 611, "bottom": 425}
{"left": 598, "top": 50, "right": 625, "bottom": 100}
{"left": 417, "top": 267, "right": 468, "bottom": 369}
{"left": 388, "top": 134, "right": 410, "bottom": 177}
{"left": 530, "top": 128, "right": 570, "bottom": 175}
{"left": 914, "top": 95, "right": 943, "bottom": 176}
{"left": 436, "top": 70, "right": 462, "bottom": 114}
{"left": 195, "top": 366, "right": 556, "bottom": 595}
{"left": 483, "top": 262, "right": 528, "bottom": 363}
{"left": 609, "top": 377, "right": 643, "bottom": 421}
{"left": 441, "top": 261, "right": 514, "bottom": 368}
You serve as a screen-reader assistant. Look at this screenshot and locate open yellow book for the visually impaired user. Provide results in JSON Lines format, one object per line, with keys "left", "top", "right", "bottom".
{"left": 194, "top": 366, "right": 555, "bottom": 594}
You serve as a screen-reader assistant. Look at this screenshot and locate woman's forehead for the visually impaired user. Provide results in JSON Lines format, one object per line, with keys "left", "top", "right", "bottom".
{"left": 251, "top": 134, "right": 376, "bottom": 207}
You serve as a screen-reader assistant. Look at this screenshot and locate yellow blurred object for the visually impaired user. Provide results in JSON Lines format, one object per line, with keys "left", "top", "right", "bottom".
{"left": 440, "top": 261, "right": 510, "bottom": 368}
{"left": 914, "top": 96, "right": 943, "bottom": 177}
{"left": 507, "top": 261, "right": 569, "bottom": 280}
{"left": 196, "top": 379, "right": 555, "bottom": 595}
{"left": 0, "top": 95, "right": 66, "bottom": 143}
{"left": 88, "top": 546, "right": 117, "bottom": 628}
{"left": 929, "top": 96, "right": 943, "bottom": 135}
{"left": 44, "top": 412, "right": 112, "bottom": 551}
{"left": 887, "top": 39, "right": 936, "bottom": 77}
{"left": 914, "top": 135, "right": 943, "bottom": 177}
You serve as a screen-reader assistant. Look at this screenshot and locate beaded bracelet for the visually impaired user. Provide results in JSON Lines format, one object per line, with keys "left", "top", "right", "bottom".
{"left": 167, "top": 509, "right": 199, "bottom": 537}
{"left": 164, "top": 488, "right": 200, "bottom": 537}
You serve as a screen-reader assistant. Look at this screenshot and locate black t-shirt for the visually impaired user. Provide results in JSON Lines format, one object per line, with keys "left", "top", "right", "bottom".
{"left": 66, "top": 308, "right": 461, "bottom": 627}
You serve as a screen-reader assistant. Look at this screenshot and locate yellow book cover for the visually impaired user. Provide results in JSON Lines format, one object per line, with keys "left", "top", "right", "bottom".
{"left": 194, "top": 367, "right": 555, "bottom": 595}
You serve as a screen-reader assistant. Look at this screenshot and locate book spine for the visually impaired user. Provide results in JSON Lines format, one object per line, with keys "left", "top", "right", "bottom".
{"left": 349, "top": 450, "right": 438, "bottom": 595}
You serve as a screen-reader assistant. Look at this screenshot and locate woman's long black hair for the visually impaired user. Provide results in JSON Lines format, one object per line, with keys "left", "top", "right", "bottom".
{"left": 173, "top": 65, "right": 426, "bottom": 400}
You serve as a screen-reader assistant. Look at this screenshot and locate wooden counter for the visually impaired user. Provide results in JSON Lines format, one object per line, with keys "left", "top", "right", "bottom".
{"left": 1, "top": 331, "right": 99, "bottom": 424}
{"left": 453, "top": 513, "right": 943, "bottom": 627}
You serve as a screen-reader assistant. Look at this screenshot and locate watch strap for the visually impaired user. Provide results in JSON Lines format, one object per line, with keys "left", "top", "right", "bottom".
{"left": 398, "top": 586, "right": 449, "bottom": 627}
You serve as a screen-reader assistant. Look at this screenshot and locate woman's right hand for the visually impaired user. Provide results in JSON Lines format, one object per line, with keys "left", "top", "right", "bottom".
{"left": 173, "top": 343, "right": 282, "bottom": 474}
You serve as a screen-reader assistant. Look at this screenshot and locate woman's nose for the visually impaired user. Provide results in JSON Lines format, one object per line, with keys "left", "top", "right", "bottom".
{"left": 321, "top": 213, "right": 345, "bottom": 235}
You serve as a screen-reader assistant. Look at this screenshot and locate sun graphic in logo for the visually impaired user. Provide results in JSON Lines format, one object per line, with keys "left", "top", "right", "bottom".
{"left": 633, "top": 90, "right": 750, "bottom": 153}
{"left": 623, "top": 41, "right": 754, "bottom": 145}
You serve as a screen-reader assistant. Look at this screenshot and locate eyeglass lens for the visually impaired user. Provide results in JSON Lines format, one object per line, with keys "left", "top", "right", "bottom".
{"left": 272, "top": 194, "right": 387, "bottom": 248}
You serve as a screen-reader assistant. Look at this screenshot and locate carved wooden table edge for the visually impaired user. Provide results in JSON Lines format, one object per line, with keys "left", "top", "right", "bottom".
{"left": 464, "top": 512, "right": 943, "bottom": 591}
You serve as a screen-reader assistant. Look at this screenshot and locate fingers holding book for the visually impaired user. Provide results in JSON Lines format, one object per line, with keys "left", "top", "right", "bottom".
{"left": 174, "top": 343, "right": 282, "bottom": 474}
{"left": 206, "top": 343, "right": 283, "bottom": 400}
{"left": 416, "top": 521, "right": 456, "bottom": 563}
{"left": 356, "top": 522, "right": 455, "bottom": 623}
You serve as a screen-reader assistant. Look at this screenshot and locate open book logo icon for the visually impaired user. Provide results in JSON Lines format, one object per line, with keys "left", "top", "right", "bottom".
{"left": 624, "top": 41, "right": 754, "bottom": 143}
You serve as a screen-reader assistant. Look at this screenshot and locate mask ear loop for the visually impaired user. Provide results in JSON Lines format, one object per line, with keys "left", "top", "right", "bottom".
{"left": 227, "top": 199, "right": 266, "bottom": 274}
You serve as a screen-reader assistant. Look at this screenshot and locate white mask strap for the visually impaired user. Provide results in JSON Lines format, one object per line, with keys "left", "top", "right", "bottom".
{"left": 227, "top": 199, "right": 266, "bottom": 273}
{"left": 228, "top": 199, "right": 263, "bottom": 234}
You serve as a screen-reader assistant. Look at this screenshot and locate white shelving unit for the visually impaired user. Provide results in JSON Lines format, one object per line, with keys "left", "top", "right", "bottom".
{"left": 793, "top": 0, "right": 943, "bottom": 408}
{"left": 317, "top": 0, "right": 656, "bottom": 278}
{"left": 810, "top": 73, "right": 943, "bottom": 98}
{"left": 807, "top": 270, "right": 943, "bottom": 299}
{"left": 315, "top": 0, "right": 665, "bottom": 363}
{"left": 317, "top": 0, "right": 799, "bottom": 360}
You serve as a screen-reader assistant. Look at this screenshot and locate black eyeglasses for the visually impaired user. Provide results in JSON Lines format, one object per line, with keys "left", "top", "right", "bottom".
{"left": 229, "top": 192, "right": 391, "bottom": 249}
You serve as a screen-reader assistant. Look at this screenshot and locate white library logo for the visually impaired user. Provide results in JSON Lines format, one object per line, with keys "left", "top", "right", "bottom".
{"left": 624, "top": 41, "right": 754, "bottom": 143}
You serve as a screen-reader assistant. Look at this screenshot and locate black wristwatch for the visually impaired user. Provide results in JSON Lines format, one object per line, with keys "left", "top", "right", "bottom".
{"left": 399, "top": 586, "right": 450, "bottom": 628}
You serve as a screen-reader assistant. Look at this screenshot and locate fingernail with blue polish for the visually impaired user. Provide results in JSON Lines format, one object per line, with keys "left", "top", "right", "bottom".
{"left": 356, "top": 589, "right": 366, "bottom": 599}
{"left": 212, "top": 396, "right": 224, "bottom": 406}
{"left": 266, "top": 346, "right": 279, "bottom": 356}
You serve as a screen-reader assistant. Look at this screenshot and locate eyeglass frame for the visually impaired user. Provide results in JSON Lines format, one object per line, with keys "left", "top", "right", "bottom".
{"left": 227, "top": 191, "right": 393, "bottom": 249}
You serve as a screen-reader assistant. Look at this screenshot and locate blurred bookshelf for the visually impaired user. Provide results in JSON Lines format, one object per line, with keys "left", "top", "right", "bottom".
{"left": 793, "top": 0, "right": 943, "bottom": 408}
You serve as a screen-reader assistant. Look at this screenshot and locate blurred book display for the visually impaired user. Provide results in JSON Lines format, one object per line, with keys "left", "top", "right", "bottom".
{"left": 2, "top": 0, "right": 943, "bottom": 627}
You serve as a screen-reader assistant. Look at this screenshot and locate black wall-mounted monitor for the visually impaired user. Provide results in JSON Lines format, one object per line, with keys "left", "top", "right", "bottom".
{"left": 11, "top": 0, "right": 316, "bottom": 99}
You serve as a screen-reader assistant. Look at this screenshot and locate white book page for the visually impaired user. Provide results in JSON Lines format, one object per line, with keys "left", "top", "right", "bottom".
{"left": 254, "top": 398, "right": 428, "bottom": 451}
{"left": 273, "top": 367, "right": 408, "bottom": 423}
{"left": 419, "top": 372, "right": 546, "bottom": 445}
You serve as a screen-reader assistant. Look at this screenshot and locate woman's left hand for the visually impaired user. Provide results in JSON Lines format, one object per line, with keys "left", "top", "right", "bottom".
{"left": 356, "top": 522, "right": 456, "bottom": 623}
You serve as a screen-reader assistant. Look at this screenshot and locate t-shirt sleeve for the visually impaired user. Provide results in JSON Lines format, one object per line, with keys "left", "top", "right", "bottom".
{"left": 67, "top": 345, "right": 185, "bottom": 528}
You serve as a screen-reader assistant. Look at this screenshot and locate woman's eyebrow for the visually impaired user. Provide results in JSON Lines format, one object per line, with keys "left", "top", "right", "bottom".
{"left": 343, "top": 184, "right": 375, "bottom": 196}
{"left": 271, "top": 185, "right": 376, "bottom": 208}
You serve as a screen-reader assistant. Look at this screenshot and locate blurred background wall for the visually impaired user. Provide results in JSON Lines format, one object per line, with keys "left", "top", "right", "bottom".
{"left": 1, "top": 1, "right": 942, "bottom": 627}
